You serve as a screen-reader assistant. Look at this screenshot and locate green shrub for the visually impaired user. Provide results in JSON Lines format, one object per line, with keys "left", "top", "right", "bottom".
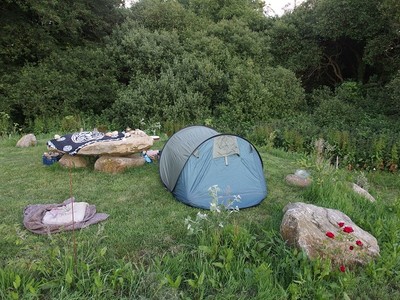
{"left": 385, "top": 71, "right": 400, "bottom": 117}
{"left": 0, "top": 112, "right": 11, "bottom": 136}
{"left": 306, "top": 86, "right": 334, "bottom": 111}
{"left": 217, "top": 63, "right": 305, "bottom": 135}
{"left": 313, "top": 97, "right": 362, "bottom": 130}
{"left": 336, "top": 81, "right": 363, "bottom": 106}
{"left": 61, "top": 115, "right": 82, "bottom": 133}
{"left": 6, "top": 47, "right": 118, "bottom": 128}
{"left": 247, "top": 124, "right": 277, "bottom": 148}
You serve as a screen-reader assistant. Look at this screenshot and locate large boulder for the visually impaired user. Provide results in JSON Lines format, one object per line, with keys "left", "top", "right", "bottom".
{"left": 59, "top": 155, "right": 88, "bottom": 168}
{"left": 94, "top": 155, "right": 145, "bottom": 174}
{"left": 16, "top": 134, "right": 37, "bottom": 147}
{"left": 280, "top": 202, "right": 379, "bottom": 267}
{"left": 77, "top": 134, "right": 153, "bottom": 156}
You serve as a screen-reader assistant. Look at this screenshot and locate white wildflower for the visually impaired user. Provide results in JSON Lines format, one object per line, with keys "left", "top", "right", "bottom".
{"left": 210, "top": 202, "right": 221, "bottom": 213}
{"left": 208, "top": 184, "right": 220, "bottom": 191}
{"left": 184, "top": 217, "right": 191, "bottom": 225}
{"left": 196, "top": 212, "right": 208, "bottom": 220}
{"left": 208, "top": 185, "right": 221, "bottom": 198}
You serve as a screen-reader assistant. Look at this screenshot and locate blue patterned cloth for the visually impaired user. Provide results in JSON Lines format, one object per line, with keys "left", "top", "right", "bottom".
{"left": 47, "top": 131, "right": 125, "bottom": 155}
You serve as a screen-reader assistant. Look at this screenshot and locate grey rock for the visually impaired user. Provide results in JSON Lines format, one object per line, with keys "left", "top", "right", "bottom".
{"left": 16, "top": 134, "right": 37, "bottom": 147}
{"left": 352, "top": 183, "right": 376, "bottom": 202}
{"left": 285, "top": 174, "right": 312, "bottom": 187}
{"left": 280, "top": 202, "right": 380, "bottom": 267}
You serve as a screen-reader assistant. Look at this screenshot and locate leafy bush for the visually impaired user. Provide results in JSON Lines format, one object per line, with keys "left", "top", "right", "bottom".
{"left": 385, "top": 71, "right": 400, "bottom": 117}
{"left": 106, "top": 52, "right": 225, "bottom": 129}
{"left": 313, "top": 97, "right": 362, "bottom": 130}
{"left": 336, "top": 81, "right": 363, "bottom": 105}
{"left": 106, "top": 22, "right": 184, "bottom": 84}
{"left": 5, "top": 47, "right": 118, "bottom": 129}
{"left": 216, "top": 63, "right": 305, "bottom": 134}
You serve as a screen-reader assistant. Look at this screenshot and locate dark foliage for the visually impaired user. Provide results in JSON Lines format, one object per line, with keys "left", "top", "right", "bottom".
{"left": 0, "top": 0, "right": 399, "bottom": 169}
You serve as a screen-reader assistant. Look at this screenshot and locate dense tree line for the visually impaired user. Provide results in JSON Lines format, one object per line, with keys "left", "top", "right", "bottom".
{"left": 1, "top": 0, "right": 399, "bottom": 168}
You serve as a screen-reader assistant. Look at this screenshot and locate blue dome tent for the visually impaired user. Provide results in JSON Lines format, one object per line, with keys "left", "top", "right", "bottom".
{"left": 159, "top": 126, "right": 267, "bottom": 209}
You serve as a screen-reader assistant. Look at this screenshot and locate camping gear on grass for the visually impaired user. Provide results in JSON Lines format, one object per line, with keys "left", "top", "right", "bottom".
{"left": 42, "top": 151, "right": 62, "bottom": 165}
{"left": 23, "top": 197, "right": 109, "bottom": 234}
{"left": 159, "top": 126, "right": 267, "bottom": 209}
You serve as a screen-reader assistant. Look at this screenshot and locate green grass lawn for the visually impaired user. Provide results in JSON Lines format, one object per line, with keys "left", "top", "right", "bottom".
{"left": 1, "top": 135, "right": 399, "bottom": 299}
{"left": 0, "top": 136, "right": 301, "bottom": 257}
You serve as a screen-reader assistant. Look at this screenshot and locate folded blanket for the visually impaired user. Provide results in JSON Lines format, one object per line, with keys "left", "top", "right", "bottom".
{"left": 42, "top": 202, "right": 88, "bottom": 225}
{"left": 23, "top": 198, "right": 109, "bottom": 234}
{"left": 47, "top": 131, "right": 125, "bottom": 155}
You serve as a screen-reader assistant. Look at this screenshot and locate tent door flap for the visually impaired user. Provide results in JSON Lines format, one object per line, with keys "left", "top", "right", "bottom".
{"left": 213, "top": 136, "right": 239, "bottom": 159}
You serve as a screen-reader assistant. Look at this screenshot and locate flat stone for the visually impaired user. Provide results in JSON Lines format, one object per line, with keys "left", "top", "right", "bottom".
{"left": 77, "top": 134, "right": 153, "bottom": 156}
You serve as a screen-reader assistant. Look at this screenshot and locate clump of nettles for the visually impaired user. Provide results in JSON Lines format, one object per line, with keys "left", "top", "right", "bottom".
{"left": 184, "top": 185, "right": 240, "bottom": 235}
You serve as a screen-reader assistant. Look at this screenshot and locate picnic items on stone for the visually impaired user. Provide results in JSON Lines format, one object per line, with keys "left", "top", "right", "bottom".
{"left": 46, "top": 130, "right": 125, "bottom": 156}
{"left": 44, "top": 129, "right": 157, "bottom": 172}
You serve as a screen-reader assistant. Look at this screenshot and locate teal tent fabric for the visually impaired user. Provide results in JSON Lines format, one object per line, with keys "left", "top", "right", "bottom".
{"left": 159, "top": 126, "right": 267, "bottom": 210}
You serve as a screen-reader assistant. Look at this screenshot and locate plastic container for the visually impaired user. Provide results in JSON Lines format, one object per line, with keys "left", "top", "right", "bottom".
{"left": 295, "top": 169, "right": 310, "bottom": 179}
{"left": 42, "top": 153, "right": 61, "bottom": 165}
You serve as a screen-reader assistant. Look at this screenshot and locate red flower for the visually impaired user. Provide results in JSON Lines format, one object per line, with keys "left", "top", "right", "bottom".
{"left": 356, "top": 240, "right": 363, "bottom": 247}
{"left": 340, "top": 265, "right": 346, "bottom": 272}
{"left": 349, "top": 245, "right": 354, "bottom": 250}
{"left": 338, "top": 222, "right": 345, "bottom": 228}
{"left": 326, "top": 231, "right": 335, "bottom": 239}
{"left": 343, "top": 226, "right": 354, "bottom": 233}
